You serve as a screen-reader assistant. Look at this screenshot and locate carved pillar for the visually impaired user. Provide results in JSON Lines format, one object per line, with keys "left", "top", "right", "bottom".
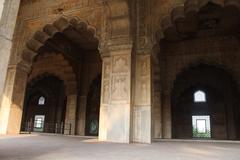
{"left": 153, "top": 90, "right": 162, "bottom": 139}
{"left": 227, "top": 104, "right": 236, "bottom": 139}
{"left": 65, "top": 95, "right": 77, "bottom": 135}
{"left": 100, "top": 0, "right": 132, "bottom": 143}
{"left": 152, "top": 45, "right": 163, "bottom": 139}
{"left": 77, "top": 95, "right": 87, "bottom": 136}
{"left": 99, "top": 45, "right": 132, "bottom": 143}
{"left": 0, "top": 0, "right": 21, "bottom": 120}
{"left": 132, "top": 54, "right": 151, "bottom": 143}
{"left": 0, "top": 63, "right": 29, "bottom": 134}
{"left": 99, "top": 54, "right": 111, "bottom": 141}
{"left": 226, "top": 91, "right": 237, "bottom": 139}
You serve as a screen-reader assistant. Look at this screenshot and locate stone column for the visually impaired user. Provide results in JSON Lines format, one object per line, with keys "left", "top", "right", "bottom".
{"left": 226, "top": 91, "right": 237, "bottom": 139}
{"left": 99, "top": 55, "right": 111, "bottom": 141}
{"left": 76, "top": 95, "right": 87, "bottom": 136}
{"left": 162, "top": 93, "right": 172, "bottom": 139}
{"left": 65, "top": 95, "right": 77, "bottom": 135}
{"left": 0, "top": 0, "right": 21, "bottom": 124}
{"left": 132, "top": 54, "right": 152, "bottom": 143}
{"left": 0, "top": 63, "right": 29, "bottom": 134}
{"left": 99, "top": 46, "right": 132, "bottom": 143}
{"left": 153, "top": 90, "right": 162, "bottom": 138}
{"left": 152, "top": 46, "right": 162, "bottom": 139}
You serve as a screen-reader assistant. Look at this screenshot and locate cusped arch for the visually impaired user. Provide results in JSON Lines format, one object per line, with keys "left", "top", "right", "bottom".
{"left": 156, "top": 0, "right": 240, "bottom": 42}
{"left": 21, "top": 16, "right": 100, "bottom": 66}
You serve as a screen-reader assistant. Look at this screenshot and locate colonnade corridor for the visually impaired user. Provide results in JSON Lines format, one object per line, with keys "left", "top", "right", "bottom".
{"left": 0, "top": 0, "right": 240, "bottom": 160}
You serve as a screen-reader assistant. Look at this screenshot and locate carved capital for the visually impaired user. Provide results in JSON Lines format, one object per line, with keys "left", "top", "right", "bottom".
{"left": 108, "top": 43, "right": 132, "bottom": 52}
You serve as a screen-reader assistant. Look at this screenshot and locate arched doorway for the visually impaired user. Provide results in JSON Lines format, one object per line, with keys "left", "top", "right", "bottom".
{"left": 14, "top": 17, "right": 103, "bottom": 135}
{"left": 85, "top": 75, "right": 101, "bottom": 136}
{"left": 171, "top": 65, "right": 240, "bottom": 140}
{"left": 154, "top": 1, "right": 240, "bottom": 140}
{"left": 21, "top": 75, "right": 66, "bottom": 133}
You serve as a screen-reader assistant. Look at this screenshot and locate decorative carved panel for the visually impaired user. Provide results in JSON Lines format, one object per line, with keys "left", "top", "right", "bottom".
{"left": 112, "top": 55, "right": 129, "bottom": 74}
{"left": 139, "top": 57, "right": 149, "bottom": 76}
{"left": 135, "top": 55, "right": 151, "bottom": 105}
{"left": 101, "top": 58, "right": 111, "bottom": 105}
{"left": 103, "top": 62, "right": 110, "bottom": 78}
{"left": 111, "top": 75, "right": 128, "bottom": 101}
{"left": 102, "top": 80, "right": 110, "bottom": 104}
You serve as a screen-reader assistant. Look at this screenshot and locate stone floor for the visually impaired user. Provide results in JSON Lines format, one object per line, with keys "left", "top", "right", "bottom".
{"left": 0, "top": 134, "right": 240, "bottom": 160}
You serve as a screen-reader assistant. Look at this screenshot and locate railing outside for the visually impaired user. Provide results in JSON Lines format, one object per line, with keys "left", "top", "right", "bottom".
{"left": 21, "top": 120, "right": 72, "bottom": 135}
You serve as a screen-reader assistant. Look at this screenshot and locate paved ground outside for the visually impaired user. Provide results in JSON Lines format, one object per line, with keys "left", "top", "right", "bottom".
{"left": 0, "top": 134, "right": 240, "bottom": 160}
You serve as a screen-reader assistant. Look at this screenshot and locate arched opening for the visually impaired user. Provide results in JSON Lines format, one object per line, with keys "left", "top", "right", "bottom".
{"left": 171, "top": 65, "right": 240, "bottom": 140}
{"left": 21, "top": 75, "right": 66, "bottom": 133}
{"left": 20, "top": 17, "right": 102, "bottom": 135}
{"left": 85, "top": 75, "right": 101, "bottom": 136}
{"left": 194, "top": 90, "right": 206, "bottom": 103}
{"left": 155, "top": 1, "right": 240, "bottom": 140}
{"left": 38, "top": 96, "right": 46, "bottom": 106}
